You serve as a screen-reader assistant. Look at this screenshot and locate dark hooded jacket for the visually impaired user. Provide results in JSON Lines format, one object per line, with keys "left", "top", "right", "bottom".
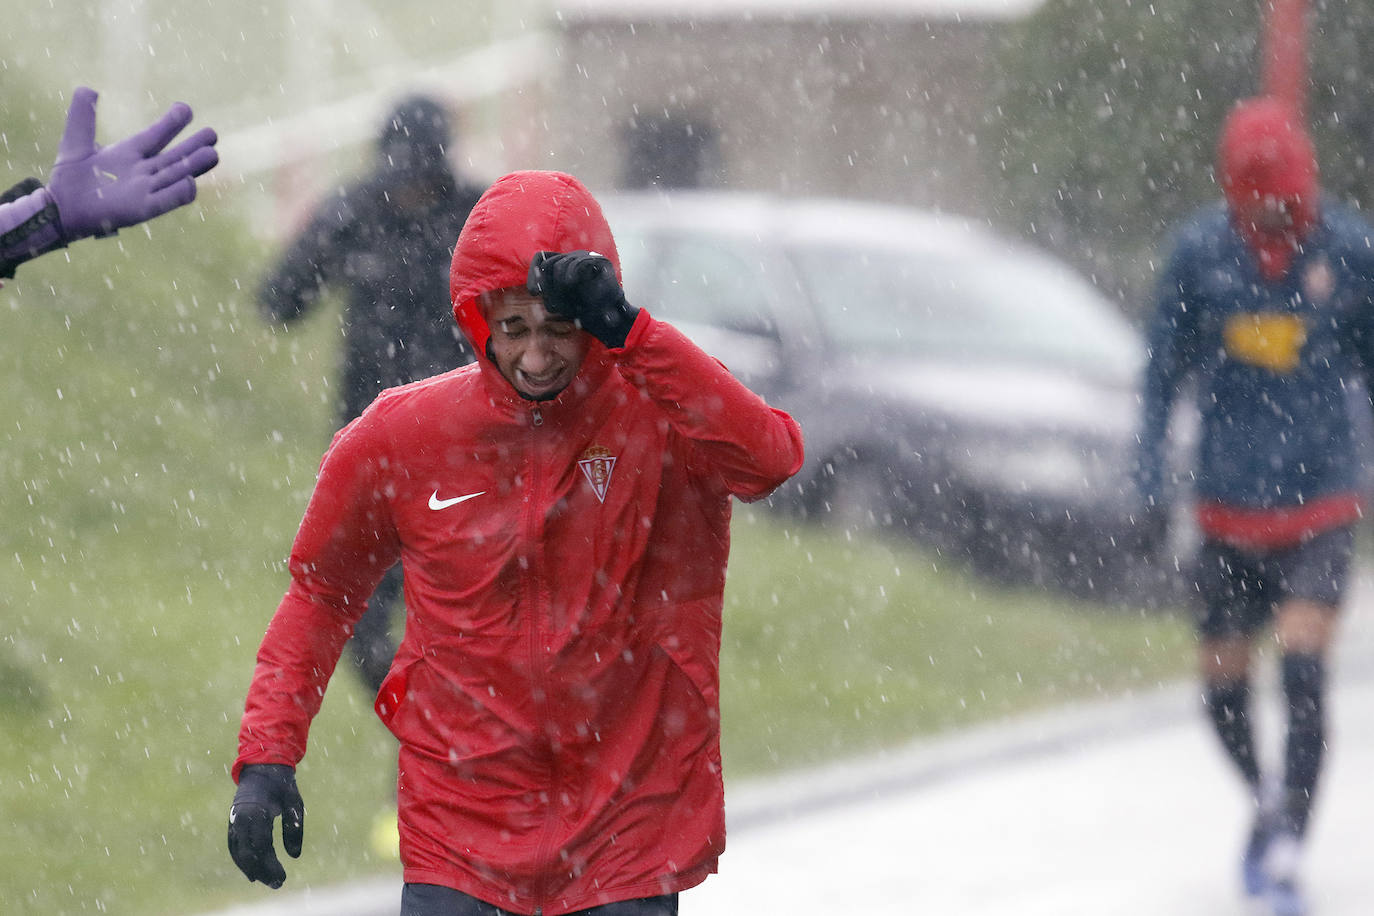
{"left": 258, "top": 95, "right": 483, "bottom": 421}
{"left": 1135, "top": 97, "right": 1374, "bottom": 549}
{"left": 235, "top": 171, "right": 804, "bottom": 913}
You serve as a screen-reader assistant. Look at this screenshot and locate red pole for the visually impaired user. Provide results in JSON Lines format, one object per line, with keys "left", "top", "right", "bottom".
{"left": 1261, "top": 0, "right": 1310, "bottom": 119}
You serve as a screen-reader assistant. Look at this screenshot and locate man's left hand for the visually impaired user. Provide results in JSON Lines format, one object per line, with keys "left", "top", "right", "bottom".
{"left": 227, "top": 764, "right": 305, "bottom": 889}
{"left": 527, "top": 250, "right": 640, "bottom": 348}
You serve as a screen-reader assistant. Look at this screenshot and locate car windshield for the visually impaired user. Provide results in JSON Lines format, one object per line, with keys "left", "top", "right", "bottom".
{"left": 791, "top": 243, "right": 1143, "bottom": 378}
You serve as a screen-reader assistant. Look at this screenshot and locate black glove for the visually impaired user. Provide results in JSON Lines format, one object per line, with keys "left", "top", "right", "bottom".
{"left": 527, "top": 250, "right": 640, "bottom": 348}
{"left": 227, "top": 763, "right": 305, "bottom": 889}
{"left": 1131, "top": 501, "right": 1170, "bottom": 561}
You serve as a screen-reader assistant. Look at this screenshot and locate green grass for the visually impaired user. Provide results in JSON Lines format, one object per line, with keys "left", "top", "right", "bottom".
{"left": 0, "top": 188, "right": 372, "bottom": 915}
{"left": 720, "top": 510, "right": 1193, "bottom": 775}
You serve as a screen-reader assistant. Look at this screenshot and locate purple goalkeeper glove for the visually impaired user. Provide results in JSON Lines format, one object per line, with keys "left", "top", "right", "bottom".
{"left": 47, "top": 86, "right": 219, "bottom": 240}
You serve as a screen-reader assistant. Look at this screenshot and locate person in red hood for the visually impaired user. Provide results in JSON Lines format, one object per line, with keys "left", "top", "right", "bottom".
{"left": 1219, "top": 95, "right": 1320, "bottom": 283}
{"left": 1133, "top": 97, "right": 1374, "bottom": 914}
{"left": 225, "top": 170, "right": 804, "bottom": 915}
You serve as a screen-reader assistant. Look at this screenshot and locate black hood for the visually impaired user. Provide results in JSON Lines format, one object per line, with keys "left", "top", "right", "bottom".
{"left": 377, "top": 94, "right": 453, "bottom": 177}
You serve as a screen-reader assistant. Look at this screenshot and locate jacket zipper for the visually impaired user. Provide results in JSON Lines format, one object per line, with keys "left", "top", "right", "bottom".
{"left": 525, "top": 403, "right": 555, "bottom": 913}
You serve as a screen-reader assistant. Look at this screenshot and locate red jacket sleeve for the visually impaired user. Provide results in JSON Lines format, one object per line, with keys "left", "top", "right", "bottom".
{"left": 233, "top": 412, "right": 400, "bottom": 780}
{"left": 614, "top": 311, "right": 804, "bottom": 501}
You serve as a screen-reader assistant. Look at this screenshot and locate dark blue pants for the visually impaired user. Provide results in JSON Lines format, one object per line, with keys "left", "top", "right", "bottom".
{"left": 400, "top": 884, "right": 679, "bottom": 916}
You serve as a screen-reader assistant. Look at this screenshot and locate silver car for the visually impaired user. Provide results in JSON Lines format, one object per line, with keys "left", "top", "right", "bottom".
{"left": 602, "top": 191, "right": 1181, "bottom": 599}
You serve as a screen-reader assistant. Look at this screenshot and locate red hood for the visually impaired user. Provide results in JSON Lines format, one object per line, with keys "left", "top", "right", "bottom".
{"left": 449, "top": 170, "right": 621, "bottom": 359}
{"left": 1218, "top": 97, "right": 1319, "bottom": 279}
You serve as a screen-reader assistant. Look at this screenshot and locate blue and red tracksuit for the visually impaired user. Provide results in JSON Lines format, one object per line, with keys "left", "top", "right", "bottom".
{"left": 1134, "top": 197, "right": 1374, "bottom": 550}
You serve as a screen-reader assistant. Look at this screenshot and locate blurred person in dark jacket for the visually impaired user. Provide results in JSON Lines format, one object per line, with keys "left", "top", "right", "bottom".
{"left": 1132, "top": 96, "right": 1374, "bottom": 916}
{"left": 258, "top": 94, "right": 482, "bottom": 696}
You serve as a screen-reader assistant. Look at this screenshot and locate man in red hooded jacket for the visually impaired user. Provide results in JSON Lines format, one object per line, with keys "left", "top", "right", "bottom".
{"left": 1133, "top": 98, "right": 1374, "bottom": 915}
{"left": 225, "top": 170, "right": 804, "bottom": 916}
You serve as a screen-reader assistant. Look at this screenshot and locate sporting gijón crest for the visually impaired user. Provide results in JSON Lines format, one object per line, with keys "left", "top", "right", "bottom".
{"left": 577, "top": 445, "right": 617, "bottom": 503}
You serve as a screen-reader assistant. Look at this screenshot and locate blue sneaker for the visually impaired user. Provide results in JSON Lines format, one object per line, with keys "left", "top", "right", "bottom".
{"left": 1241, "top": 819, "right": 1274, "bottom": 897}
{"left": 1266, "top": 878, "right": 1307, "bottom": 916}
{"left": 1263, "top": 832, "right": 1306, "bottom": 916}
{"left": 1242, "top": 779, "right": 1285, "bottom": 897}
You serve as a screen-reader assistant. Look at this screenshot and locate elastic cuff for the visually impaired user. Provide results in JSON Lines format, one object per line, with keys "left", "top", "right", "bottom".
{"left": 609, "top": 307, "right": 650, "bottom": 350}
{"left": 0, "top": 178, "right": 43, "bottom": 206}
{"left": 0, "top": 185, "right": 66, "bottom": 278}
{"left": 601, "top": 304, "right": 641, "bottom": 349}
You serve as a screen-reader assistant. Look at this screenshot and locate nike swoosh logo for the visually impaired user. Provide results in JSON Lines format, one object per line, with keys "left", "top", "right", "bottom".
{"left": 429, "top": 489, "right": 486, "bottom": 510}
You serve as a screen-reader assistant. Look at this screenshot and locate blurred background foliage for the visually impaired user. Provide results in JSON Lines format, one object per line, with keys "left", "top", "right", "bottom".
{"left": 7, "top": 0, "right": 1374, "bottom": 318}
{"left": 990, "top": 0, "right": 1374, "bottom": 316}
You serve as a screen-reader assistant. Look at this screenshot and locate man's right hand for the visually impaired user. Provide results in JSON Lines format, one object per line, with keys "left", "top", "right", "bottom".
{"left": 527, "top": 250, "right": 640, "bottom": 348}
{"left": 227, "top": 764, "right": 305, "bottom": 889}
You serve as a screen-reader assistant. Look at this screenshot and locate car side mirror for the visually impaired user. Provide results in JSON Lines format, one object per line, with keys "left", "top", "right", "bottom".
{"left": 718, "top": 313, "right": 778, "bottom": 339}
{"left": 673, "top": 319, "right": 786, "bottom": 388}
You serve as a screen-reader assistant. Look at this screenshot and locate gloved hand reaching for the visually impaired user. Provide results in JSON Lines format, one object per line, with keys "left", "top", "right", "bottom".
{"left": 527, "top": 250, "right": 640, "bottom": 348}
{"left": 47, "top": 86, "right": 219, "bottom": 241}
{"left": 227, "top": 764, "right": 305, "bottom": 889}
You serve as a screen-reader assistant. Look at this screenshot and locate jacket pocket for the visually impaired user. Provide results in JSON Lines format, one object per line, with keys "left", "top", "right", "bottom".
{"left": 374, "top": 658, "right": 416, "bottom": 734}
{"left": 651, "top": 597, "right": 722, "bottom": 710}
